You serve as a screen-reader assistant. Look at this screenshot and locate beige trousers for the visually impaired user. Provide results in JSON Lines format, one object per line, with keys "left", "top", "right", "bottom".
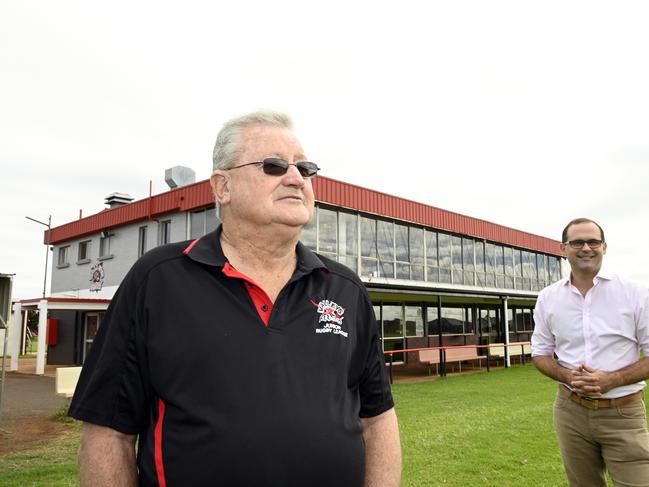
{"left": 554, "top": 389, "right": 649, "bottom": 487}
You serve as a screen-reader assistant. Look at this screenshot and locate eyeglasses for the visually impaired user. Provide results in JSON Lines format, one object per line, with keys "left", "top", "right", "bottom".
{"left": 564, "top": 239, "right": 604, "bottom": 249}
{"left": 224, "top": 158, "right": 320, "bottom": 179}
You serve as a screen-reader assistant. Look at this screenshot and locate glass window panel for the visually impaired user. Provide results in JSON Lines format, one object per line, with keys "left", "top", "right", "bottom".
{"left": 426, "top": 306, "right": 439, "bottom": 336}
{"left": 318, "top": 208, "right": 338, "bottom": 254}
{"left": 78, "top": 241, "right": 90, "bottom": 261}
{"left": 475, "top": 241, "right": 485, "bottom": 273}
{"left": 549, "top": 257, "right": 561, "bottom": 282}
{"left": 495, "top": 246, "right": 505, "bottom": 275}
{"left": 205, "top": 208, "right": 219, "bottom": 234}
{"left": 361, "top": 217, "right": 377, "bottom": 257}
{"left": 441, "top": 307, "right": 465, "bottom": 335}
{"left": 451, "top": 236, "right": 462, "bottom": 270}
{"left": 514, "top": 249, "right": 523, "bottom": 277}
{"left": 377, "top": 221, "right": 394, "bottom": 260}
{"left": 338, "top": 255, "right": 358, "bottom": 274}
{"left": 411, "top": 265, "right": 424, "bottom": 281}
{"left": 453, "top": 270, "right": 464, "bottom": 285}
{"left": 426, "top": 266, "right": 438, "bottom": 282}
{"left": 464, "top": 271, "right": 475, "bottom": 286}
{"left": 377, "top": 221, "right": 394, "bottom": 278}
{"left": 396, "top": 263, "right": 410, "bottom": 280}
{"left": 462, "top": 238, "right": 475, "bottom": 271}
{"left": 338, "top": 212, "right": 358, "bottom": 257}
{"left": 395, "top": 224, "right": 409, "bottom": 262}
{"left": 485, "top": 243, "right": 495, "bottom": 274}
{"left": 382, "top": 304, "right": 404, "bottom": 338}
{"left": 361, "top": 258, "right": 378, "bottom": 277}
{"left": 522, "top": 251, "right": 533, "bottom": 278}
{"left": 382, "top": 339, "right": 404, "bottom": 363}
{"left": 536, "top": 254, "right": 547, "bottom": 283}
{"left": 438, "top": 234, "right": 451, "bottom": 269}
{"left": 504, "top": 247, "right": 514, "bottom": 276}
{"left": 410, "top": 227, "right": 424, "bottom": 266}
{"left": 486, "top": 273, "right": 495, "bottom": 287}
{"left": 505, "top": 276, "right": 514, "bottom": 289}
{"left": 380, "top": 260, "right": 395, "bottom": 278}
{"left": 190, "top": 210, "right": 204, "bottom": 239}
{"left": 405, "top": 305, "right": 424, "bottom": 337}
{"left": 137, "top": 227, "right": 147, "bottom": 258}
{"left": 476, "top": 272, "right": 486, "bottom": 286}
{"left": 301, "top": 209, "right": 317, "bottom": 250}
{"left": 425, "top": 230, "right": 438, "bottom": 266}
{"left": 439, "top": 268, "right": 451, "bottom": 283}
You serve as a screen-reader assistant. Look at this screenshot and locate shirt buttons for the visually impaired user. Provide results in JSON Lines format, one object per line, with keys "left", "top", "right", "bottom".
{"left": 261, "top": 304, "right": 268, "bottom": 312}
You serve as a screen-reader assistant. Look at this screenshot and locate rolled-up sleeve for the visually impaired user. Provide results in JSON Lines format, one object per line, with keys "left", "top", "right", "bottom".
{"left": 532, "top": 291, "right": 555, "bottom": 357}
{"left": 636, "top": 290, "right": 649, "bottom": 356}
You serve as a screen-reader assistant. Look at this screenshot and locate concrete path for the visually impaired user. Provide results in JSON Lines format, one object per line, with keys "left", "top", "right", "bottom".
{"left": 0, "top": 358, "right": 67, "bottom": 424}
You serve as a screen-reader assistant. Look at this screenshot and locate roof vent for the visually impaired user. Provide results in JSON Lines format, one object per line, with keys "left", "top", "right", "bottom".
{"left": 165, "top": 166, "right": 196, "bottom": 189}
{"left": 104, "top": 192, "right": 134, "bottom": 208}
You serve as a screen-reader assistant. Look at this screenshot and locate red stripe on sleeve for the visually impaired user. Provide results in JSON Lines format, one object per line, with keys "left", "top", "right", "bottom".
{"left": 154, "top": 399, "right": 167, "bottom": 487}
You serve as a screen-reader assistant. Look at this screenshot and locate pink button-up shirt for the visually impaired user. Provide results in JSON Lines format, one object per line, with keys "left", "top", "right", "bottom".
{"left": 532, "top": 271, "right": 649, "bottom": 398}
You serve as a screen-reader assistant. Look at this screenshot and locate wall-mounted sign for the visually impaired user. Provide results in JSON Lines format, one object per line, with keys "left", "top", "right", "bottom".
{"left": 89, "top": 262, "right": 105, "bottom": 292}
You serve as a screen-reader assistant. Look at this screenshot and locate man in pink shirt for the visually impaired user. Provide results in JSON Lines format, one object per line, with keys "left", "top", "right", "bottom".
{"left": 532, "top": 217, "right": 649, "bottom": 486}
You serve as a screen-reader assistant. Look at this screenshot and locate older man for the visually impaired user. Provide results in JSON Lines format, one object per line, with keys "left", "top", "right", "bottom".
{"left": 532, "top": 217, "right": 649, "bottom": 486}
{"left": 70, "top": 111, "right": 401, "bottom": 487}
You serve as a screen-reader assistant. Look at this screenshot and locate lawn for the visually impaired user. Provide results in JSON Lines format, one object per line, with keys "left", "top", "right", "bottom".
{"left": 0, "top": 364, "right": 626, "bottom": 486}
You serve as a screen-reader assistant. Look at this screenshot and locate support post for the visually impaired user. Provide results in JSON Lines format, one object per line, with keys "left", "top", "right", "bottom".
{"left": 502, "top": 296, "right": 510, "bottom": 368}
{"left": 36, "top": 300, "right": 48, "bottom": 375}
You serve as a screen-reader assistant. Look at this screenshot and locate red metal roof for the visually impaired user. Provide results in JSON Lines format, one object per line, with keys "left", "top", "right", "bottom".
{"left": 20, "top": 297, "right": 112, "bottom": 304}
{"left": 46, "top": 176, "right": 562, "bottom": 256}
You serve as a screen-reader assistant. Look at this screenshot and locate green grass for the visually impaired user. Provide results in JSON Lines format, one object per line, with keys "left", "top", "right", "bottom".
{"left": 0, "top": 364, "right": 629, "bottom": 485}
{"left": 0, "top": 421, "right": 81, "bottom": 487}
{"left": 393, "top": 365, "right": 567, "bottom": 486}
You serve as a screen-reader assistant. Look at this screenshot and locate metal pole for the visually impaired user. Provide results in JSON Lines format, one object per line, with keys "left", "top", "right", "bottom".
{"left": 25, "top": 215, "right": 52, "bottom": 298}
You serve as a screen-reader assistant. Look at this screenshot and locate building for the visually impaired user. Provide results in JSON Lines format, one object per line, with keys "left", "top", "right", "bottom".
{"left": 10, "top": 173, "right": 563, "bottom": 373}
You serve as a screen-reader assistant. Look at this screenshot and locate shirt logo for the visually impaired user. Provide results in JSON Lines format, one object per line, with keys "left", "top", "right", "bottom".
{"left": 311, "top": 299, "right": 348, "bottom": 338}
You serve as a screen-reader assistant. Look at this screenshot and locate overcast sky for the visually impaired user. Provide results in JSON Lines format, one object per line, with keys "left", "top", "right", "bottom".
{"left": 2, "top": 1, "right": 648, "bottom": 299}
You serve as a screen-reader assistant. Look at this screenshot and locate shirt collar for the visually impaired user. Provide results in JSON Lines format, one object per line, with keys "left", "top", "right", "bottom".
{"left": 184, "top": 224, "right": 327, "bottom": 274}
{"left": 561, "top": 269, "right": 614, "bottom": 287}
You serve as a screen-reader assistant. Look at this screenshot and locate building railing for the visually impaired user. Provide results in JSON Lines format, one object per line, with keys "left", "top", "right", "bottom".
{"left": 383, "top": 341, "right": 532, "bottom": 383}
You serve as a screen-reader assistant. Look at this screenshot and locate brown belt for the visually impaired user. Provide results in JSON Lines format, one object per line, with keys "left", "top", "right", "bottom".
{"left": 559, "top": 384, "right": 644, "bottom": 410}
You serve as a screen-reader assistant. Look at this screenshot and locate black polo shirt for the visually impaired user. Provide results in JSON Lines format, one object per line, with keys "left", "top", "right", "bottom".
{"left": 69, "top": 227, "right": 394, "bottom": 487}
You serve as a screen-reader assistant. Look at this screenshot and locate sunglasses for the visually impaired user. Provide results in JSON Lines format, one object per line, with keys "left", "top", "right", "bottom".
{"left": 225, "top": 158, "right": 320, "bottom": 179}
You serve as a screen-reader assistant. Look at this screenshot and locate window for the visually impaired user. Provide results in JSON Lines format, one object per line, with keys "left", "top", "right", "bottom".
{"left": 77, "top": 240, "right": 90, "bottom": 263}
{"left": 57, "top": 246, "right": 69, "bottom": 267}
{"left": 99, "top": 233, "right": 113, "bottom": 259}
{"left": 549, "top": 256, "right": 561, "bottom": 282}
{"left": 475, "top": 241, "right": 485, "bottom": 286}
{"left": 318, "top": 208, "right": 337, "bottom": 256}
{"left": 338, "top": 212, "right": 358, "bottom": 273}
{"left": 441, "top": 307, "right": 474, "bottom": 335}
{"left": 438, "top": 233, "right": 451, "bottom": 283}
{"left": 190, "top": 207, "right": 219, "bottom": 239}
{"left": 451, "top": 236, "right": 463, "bottom": 284}
{"left": 462, "top": 238, "right": 475, "bottom": 285}
{"left": 377, "top": 220, "right": 394, "bottom": 278}
{"left": 381, "top": 304, "right": 405, "bottom": 362}
{"left": 395, "top": 224, "right": 409, "bottom": 279}
{"left": 409, "top": 227, "right": 424, "bottom": 281}
{"left": 405, "top": 305, "right": 424, "bottom": 337}
{"left": 360, "top": 217, "right": 377, "bottom": 277}
{"left": 426, "top": 305, "right": 439, "bottom": 336}
{"left": 425, "top": 230, "right": 438, "bottom": 282}
{"left": 138, "top": 226, "right": 147, "bottom": 258}
{"left": 301, "top": 207, "right": 317, "bottom": 250}
{"left": 159, "top": 220, "right": 171, "bottom": 245}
